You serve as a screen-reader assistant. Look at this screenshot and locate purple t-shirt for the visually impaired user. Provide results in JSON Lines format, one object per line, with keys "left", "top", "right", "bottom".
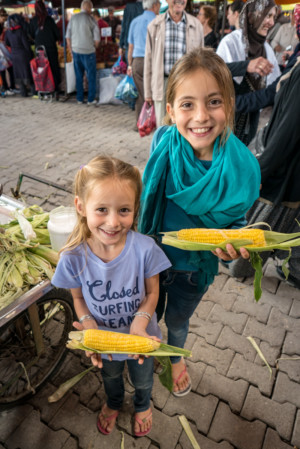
{"left": 52, "top": 230, "right": 171, "bottom": 360}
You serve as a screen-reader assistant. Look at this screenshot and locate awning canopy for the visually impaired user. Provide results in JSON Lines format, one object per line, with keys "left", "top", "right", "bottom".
{"left": 0, "top": 0, "right": 137, "bottom": 7}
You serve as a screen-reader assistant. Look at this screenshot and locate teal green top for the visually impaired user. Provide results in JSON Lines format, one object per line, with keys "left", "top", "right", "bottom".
{"left": 138, "top": 125, "right": 260, "bottom": 280}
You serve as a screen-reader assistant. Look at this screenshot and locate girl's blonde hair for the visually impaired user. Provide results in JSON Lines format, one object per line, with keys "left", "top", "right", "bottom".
{"left": 165, "top": 47, "right": 235, "bottom": 145}
{"left": 61, "top": 156, "right": 142, "bottom": 253}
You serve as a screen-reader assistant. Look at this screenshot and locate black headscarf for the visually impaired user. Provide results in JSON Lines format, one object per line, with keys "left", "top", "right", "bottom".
{"left": 35, "top": 0, "right": 48, "bottom": 29}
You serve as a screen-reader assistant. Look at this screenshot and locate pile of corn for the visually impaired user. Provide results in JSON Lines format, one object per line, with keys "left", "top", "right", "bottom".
{"left": 0, "top": 206, "right": 58, "bottom": 311}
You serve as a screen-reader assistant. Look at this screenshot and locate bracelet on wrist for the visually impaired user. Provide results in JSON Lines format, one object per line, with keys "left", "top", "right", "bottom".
{"left": 79, "top": 314, "right": 94, "bottom": 323}
{"left": 133, "top": 311, "right": 152, "bottom": 322}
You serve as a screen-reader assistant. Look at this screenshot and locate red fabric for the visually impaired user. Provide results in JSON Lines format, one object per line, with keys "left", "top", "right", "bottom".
{"left": 30, "top": 51, "right": 55, "bottom": 92}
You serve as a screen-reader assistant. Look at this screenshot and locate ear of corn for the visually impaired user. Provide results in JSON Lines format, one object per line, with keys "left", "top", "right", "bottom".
{"left": 70, "top": 329, "right": 161, "bottom": 353}
{"left": 177, "top": 228, "right": 266, "bottom": 247}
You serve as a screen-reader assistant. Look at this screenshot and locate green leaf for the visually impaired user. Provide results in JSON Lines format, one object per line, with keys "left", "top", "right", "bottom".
{"left": 155, "top": 356, "right": 173, "bottom": 392}
{"left": 249, "top": 252, "right": 263, "bottom": 301}
{"left": 282, "top": 249, "right": 291, "bottom": 279}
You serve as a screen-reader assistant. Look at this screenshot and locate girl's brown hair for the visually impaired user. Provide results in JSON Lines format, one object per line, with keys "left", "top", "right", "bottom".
{"left": 61, "top": 156, "right": 142, "bottom": 253}
{"left": 165, "top": 47, "right": 235, "bottom": 145}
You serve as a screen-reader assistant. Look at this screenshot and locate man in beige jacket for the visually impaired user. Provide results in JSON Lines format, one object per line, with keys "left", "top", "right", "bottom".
{"left": 144, "top": 0, "right": 204, "bottom": 126}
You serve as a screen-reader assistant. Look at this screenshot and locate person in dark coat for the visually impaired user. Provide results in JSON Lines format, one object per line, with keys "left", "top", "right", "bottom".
{"left": 29, "top": 0, "right": 60, "bottom": 95}
{"left": 5, "top": 14, "right": 34, "bottom": 97}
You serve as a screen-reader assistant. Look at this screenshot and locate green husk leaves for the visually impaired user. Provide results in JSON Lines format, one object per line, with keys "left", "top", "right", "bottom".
{"left": 48, "top": 366, "right": 94, "bottom": 403}
{"left": 67, "top": 333, "right": 192, "bottom": 358}
{"left": 161, "top": 224, "right": 300, "bottom": 301}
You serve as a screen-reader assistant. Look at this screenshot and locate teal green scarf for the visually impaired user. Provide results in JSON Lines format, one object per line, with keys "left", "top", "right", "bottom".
{"left": 139, "top": 126, "right": 261, "bottom": 235}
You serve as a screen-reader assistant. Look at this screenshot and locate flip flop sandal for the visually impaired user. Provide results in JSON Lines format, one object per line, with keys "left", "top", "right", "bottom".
{"left": 134, "top": 411, "right": 153, "bottom": 437}
{"left": 172, "top": 365, "right": 192, "bottom": 397}
{"left": 97, "top": 408, "right": 119, "bottom": 435}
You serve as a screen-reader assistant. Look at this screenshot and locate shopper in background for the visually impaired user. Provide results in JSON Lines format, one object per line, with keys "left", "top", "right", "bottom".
{"left": 0, "top": 8, "right": 16, "bottom": 95}
{"left": 127, "top": 0, "right": 160, "bottom": 130}
{"left": 119, "top": 1, "right": 143, "bottom": 63}
{"left": 227, "top": 0, "right": 244, "bottom": 30}
{"left": 271, "top": 9, "right": 299, "bottom": 71}
{"left": 144, "top": 0, "right": 204, "bottom": 127}
{"left": 5, "top": 14, "right": 34, "bottom": 97}
{"left": 103, "top": 6, "right": 121, "bottom": 43}
{"left": 197, "top": 5, "right": 219, "bottom": 49}
{"left": 92, "top": 9, "right": 111, "bottom": 42}
{"left": 66, "top": 0, "right": 100, "bottom": 105}
{"left": 29, "top": 0, "right": 60, "bottom": 96}
{"left": 217, "top": 0, "right": 280, "bottom": 146}
{"left": 56, "top": 7, "right": 68, "bottom": 45}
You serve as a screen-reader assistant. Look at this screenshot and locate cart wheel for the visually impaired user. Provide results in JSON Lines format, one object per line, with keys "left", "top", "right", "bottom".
{"left": 0, "top": 288, "right": 75, "bottom": 407}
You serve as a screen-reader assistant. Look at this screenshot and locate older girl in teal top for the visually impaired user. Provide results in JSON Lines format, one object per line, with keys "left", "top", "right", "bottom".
{"left": 139, "top": 47, "right": 261, "bottom": 397}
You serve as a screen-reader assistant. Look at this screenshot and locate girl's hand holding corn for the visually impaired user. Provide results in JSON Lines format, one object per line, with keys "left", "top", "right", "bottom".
{"left": 213, "top": 244, "right": 250, "bottom": 261}
{"left": 72, "top": 321, "right": 112, "bottom": 369}
{"left": 129, "top": 315, "right": 161, "bottom": 365}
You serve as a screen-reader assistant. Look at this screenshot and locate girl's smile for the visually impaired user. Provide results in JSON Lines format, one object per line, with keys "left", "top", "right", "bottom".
{"left": 75, "top": 178, "right": 136, "bottom": 259}
{"left": 167, "top": 68, "right": 227, "bottom": 160}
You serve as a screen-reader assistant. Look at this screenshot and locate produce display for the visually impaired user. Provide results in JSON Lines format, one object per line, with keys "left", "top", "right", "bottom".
{"left": 162, "top": 224, "right": 300, "bottom": 301}
{"left": 0, "top": 206, "right": 58, "bottom": 311}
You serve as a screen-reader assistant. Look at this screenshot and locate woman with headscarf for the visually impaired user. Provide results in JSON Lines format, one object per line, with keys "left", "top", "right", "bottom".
{"left": 217, "top": 0, "right": 280, "bottom": 145}
{"left": 29, "top": 0, "right": 60, "bottom": 96}
{"left": 223, "top": 4, "right": 300, "bottom": 286}
{"left": 4, "top": 14, "right": 34, "bottom": 97}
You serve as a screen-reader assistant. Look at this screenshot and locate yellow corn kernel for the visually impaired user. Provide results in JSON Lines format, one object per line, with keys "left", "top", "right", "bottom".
{"left": 83, "top": 329, "right": 160, "bottom": 353}
{"left": 177, "top": 228, "right": 266, "bottom": 247}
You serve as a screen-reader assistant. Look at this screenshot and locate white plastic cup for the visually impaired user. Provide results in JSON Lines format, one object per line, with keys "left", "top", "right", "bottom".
{"left": 47, "top": 206, "right": 77, "bottom": 251}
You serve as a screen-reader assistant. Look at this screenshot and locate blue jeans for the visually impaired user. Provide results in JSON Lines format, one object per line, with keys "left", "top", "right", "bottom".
{"left": 100, "top": 357, "right": 154, "bottom": 412}
{"left": 159, "top": 271, "right": 208, "bottom": 364}
{"left": 72, "top": 51, "right": 96, "bottom": 102}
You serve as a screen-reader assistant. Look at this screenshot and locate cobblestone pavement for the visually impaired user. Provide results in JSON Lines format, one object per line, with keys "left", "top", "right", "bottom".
{"left": 0, "top": 97, "right": 299, "bottom": 449}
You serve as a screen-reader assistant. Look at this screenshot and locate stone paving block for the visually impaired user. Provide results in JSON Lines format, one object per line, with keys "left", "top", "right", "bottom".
{"left": 202, "top": 276, "right": 237, "bottom": 310}
{"left": 254, "top": 340, "right": 281, "bottom": 367}
{"left": 61, "top": 436, "right": 79, "bottom": 449}
{"left": 207, "top": 303, "right": 248, "bottom": 334}
{"left": 28, "top": 382, "right": 72, "bottom": 422}
{"left": 194, "top": 299, "right": 215, "bottom": 320}
{"left": 152, "top": 372, "right": 171, "bottom": 410}
{"left": 227, "top": 353, "right": 274, "bottom": 396}
{"left": 197, "top": 365, "right": 248, "bottom": 413}
{"left": 289, "top": 298, "right": 300, "bottom": 318}
{"left": 192, "top": 336, "right": 235, "bottom": 375}
{"left": 263, "top": 428, "right": 294, "bottom": 449}
{"left": 243, "top": 317, "right": 286, "bottom": 347}
{"left": 222, "top": 276, "right": 254, "bottom": 300}
{"left": 178, "top": 421, "right": 234, "bottom": 449}
{"left": 277, "top": 282, "right": 300, "bottom": 301}
{"left": 232, "top": 297, "right": 271, "bottom": 323}
{"left": 275, "top": 355, "right": 300, "bottom": 383}
{"left": 261, "top": 263, "right": 280, "bottom": 294}
{"left": 189, "top": 315, "right": 223, "bottom": 345}
{"left": 268, "top": 307, "right": 299, "bottom": 333}
{"left": 0, "top": 405, "right": 32, "bottom": 442}
{"left": 208, "top": 402, "right": 266, "bottom": 449}
{"left": 259, "top": 290, "right": 292, "bottom": 315}
{"left": 216, "top": 326, "right": 256, "bottom": 361}
{"left": 163, "top": 391, "right": 218, "bottom": 434}
{"left": 6, "top": 409, "right": 70, "bottom": 449}
{"left": 241, "top": 385, "right": 296, "bottom": 440}
{"left": 273, "top": 372, "right": 300, "bottom": 408}
{"left": 282, "top": 329, "right": 300, "bottom": 356}
{"left": 292, "top": 409, "right": 300, "bottom": 448}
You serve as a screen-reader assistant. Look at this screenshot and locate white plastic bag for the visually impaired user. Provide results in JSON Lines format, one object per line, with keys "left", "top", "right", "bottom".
{"left": 98, "top": 75, "right": 123, "bottom": 105}
{"left": 65, "top": 61, "right": 76, "bottom": 94}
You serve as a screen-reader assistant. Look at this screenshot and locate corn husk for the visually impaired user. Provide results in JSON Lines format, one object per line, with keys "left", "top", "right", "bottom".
{"left": 48, "top": 366, "right": 94, "bottom": 403}
{"left": 178, "top": 415, "right": 201, "bottom": 449}
{"left": 162, "top": 223, "right": 300, "bottom": 301}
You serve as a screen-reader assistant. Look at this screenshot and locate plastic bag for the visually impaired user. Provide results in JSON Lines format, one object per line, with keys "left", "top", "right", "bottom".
{"left": 98, "top": 75, "right": 123, "bottom": 105}
{"left": 137, "top": 102, "right": 156, "bottom": 137}
{"left": 115, "top": 75, "right": 138, "bottom": 103}
{"left": 112, "top": 55, "right": 127, "bottom": 76}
